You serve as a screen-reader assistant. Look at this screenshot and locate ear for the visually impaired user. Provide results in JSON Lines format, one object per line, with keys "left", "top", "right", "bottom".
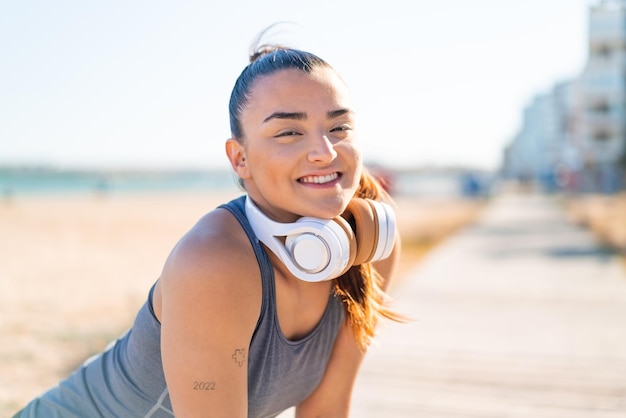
{"left": 225, "top": 138, "right": 250, "bottom": 179}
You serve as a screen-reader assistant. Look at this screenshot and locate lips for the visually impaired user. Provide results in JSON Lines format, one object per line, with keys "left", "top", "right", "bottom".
{"left": 298, "top": 172, "right": 340, "bottom": 184}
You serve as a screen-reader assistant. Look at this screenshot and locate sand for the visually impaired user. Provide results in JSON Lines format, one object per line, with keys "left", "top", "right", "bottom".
{"left": 0, "top": 191, "right": 483, "bottom": 416}
{"left": 563, "top": 192, "right": 626, "bottom": 254}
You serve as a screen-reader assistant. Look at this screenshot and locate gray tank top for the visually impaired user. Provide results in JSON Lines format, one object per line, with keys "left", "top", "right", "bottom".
{"left": 19, "top": 195, "right": 345, "bottom": 418}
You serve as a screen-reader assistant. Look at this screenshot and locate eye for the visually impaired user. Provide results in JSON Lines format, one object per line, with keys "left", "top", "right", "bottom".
{"left": 330, "top": 125, "right": 351, "bottom": 133}
{"left": 275, "top": 130, "right": 301, "bottom": 138}
{"left": 329, "top": 124, "right": 353, "bottom": 140}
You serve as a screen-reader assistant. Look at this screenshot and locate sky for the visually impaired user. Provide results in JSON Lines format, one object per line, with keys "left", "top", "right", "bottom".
{"left": 0, "top": 0, "right": 597, "bottom": 172}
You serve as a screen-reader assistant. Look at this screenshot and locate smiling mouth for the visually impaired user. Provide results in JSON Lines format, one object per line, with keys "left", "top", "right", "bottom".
{"left": 298, "top": 172, "right": 341, "bottom": 184}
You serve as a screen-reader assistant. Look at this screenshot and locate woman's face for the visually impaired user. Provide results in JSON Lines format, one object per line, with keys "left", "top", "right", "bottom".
{"left": 227, "top": 67, "right": 362, "bottom": 222}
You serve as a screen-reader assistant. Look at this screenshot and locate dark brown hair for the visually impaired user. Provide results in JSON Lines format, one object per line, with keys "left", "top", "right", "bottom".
{"left": 229, "top": 46, "right": 330, "bottom": 140}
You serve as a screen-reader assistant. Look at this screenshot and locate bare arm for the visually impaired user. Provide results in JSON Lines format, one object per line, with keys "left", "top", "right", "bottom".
{"left": 157, "top": 209, "right": 261, "bottom": 417}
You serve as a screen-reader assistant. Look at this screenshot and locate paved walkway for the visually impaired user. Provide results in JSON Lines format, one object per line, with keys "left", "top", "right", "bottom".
{"left": 349, "top": 192, "right": 626, "bottom": 417}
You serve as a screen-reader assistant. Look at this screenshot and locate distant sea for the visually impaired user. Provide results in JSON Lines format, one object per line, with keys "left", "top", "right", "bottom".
{"left": 0, "top": 167, "right": 241, "bottom": 196}
{"left": 0, "top": 166, "right": 488, "bottom": 198}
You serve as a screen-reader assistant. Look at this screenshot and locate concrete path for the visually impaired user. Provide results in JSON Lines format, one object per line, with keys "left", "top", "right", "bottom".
{"left": 349, "top": 192, "right": 626, "bottom": 417}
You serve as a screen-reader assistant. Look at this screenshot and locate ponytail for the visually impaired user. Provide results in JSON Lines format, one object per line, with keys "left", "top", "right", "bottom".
{"left": 333, "top": 169, "right": 405, "bottom": 350}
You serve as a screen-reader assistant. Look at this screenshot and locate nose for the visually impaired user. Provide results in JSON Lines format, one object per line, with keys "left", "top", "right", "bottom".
{"left": 307, "top": 134, "right": 337, "bottom": 163}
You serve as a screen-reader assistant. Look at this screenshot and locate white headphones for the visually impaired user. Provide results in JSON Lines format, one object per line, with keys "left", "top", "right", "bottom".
{"left": 245, "top": 195, "right": 396, "bottom": 282}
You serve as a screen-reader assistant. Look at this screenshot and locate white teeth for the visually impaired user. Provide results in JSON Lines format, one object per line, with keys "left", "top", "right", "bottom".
{"left": 300, "top": 173, "right": 339, "bottom": 184}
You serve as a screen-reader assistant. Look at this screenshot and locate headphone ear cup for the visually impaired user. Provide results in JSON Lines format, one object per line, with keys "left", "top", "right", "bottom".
{"left": 342, "top": 199, "right": 379, "bottom": 265}
{"left": 368, "top": 200, "right": 396, "bottom": 261}
{"left": 285, "top": 216, "right": 356, "bottom": 279}
{"left": 330, "top": 216, "right": 358, "bottom": 276}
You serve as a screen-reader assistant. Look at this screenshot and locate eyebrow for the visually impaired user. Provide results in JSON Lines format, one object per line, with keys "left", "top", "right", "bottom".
{"left": 263, "top": 108, "right": 353, "bottom": 123}
{"left": 263, "top": 112, "right": 306, "bottom": 123}
{"left": 327, "top": 108, "right": 352, "bottom": 119}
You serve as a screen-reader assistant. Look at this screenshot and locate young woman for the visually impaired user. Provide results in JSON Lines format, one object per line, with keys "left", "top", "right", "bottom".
{"left": 14, "top": 35, "right": 402, "bottom": 418}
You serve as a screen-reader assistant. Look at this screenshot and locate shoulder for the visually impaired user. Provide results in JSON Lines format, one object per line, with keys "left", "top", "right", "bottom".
{"left": 159, "top": 204, "right": 262, "bottom": 333}
{"left": 167, "top": 206, "right": 255, "bottom": 278}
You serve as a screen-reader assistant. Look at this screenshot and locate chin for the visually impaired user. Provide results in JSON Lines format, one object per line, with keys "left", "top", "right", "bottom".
{"left": 308, "top": 197, "right": 351, "bottom": 219}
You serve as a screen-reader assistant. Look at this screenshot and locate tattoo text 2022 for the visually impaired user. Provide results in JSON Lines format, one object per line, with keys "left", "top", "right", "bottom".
{"left": 193, "top": 381, "right": 216, "bottom": 391}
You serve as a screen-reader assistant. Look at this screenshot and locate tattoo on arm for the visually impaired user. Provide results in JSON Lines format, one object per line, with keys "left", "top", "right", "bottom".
{"left": 191, "top": 349, "right": 245, "bottom": 391}
{"left": 190, "top": 349, "right": 245, "bottom": 391}
{"left": 232, "top": 348, "right": 246, "bottom": 367}
{"left": 193, "top": 381, "right": 216, "bottom": 390}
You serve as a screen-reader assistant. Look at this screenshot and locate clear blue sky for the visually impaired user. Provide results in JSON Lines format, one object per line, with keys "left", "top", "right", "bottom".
{"left": 0, "top": 0, "right": 595, "bottom": 171}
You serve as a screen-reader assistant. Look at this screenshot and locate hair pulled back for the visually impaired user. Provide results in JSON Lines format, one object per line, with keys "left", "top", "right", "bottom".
{"left": 228, "top": 43, "right": 331, "bottom": 140}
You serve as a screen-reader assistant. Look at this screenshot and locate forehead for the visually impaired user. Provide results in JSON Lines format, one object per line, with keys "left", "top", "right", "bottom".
{"left": 246, "top": 67, "right": 352, "bottom": 110}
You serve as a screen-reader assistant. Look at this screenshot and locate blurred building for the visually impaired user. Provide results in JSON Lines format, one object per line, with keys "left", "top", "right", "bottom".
{"left": 579, "top": 0, "right": 626, "bottom": 191}
{"left": 502, "top": 0, "right": 626, "bottom": 193}
{"left": 501, "top": 80, "right": 582, "bottom": 191}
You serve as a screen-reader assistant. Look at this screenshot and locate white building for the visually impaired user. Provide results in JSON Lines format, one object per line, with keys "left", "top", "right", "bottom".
{"left": 503, "top": 0, "right": 625, "bottom": 192}
{"left": 579, "top": 0, "right": 626, "bottom": 191}
{"left": 501, "top": 80, "right": 581, "bottom": 190}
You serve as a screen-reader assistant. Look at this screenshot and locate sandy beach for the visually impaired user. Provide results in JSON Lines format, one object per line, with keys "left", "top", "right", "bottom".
{"left": 0, "top": 191, "right": 483, "bottom": 416}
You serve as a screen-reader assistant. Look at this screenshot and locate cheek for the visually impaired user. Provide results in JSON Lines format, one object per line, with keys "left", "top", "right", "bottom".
{"left": 246, "top": 149, "right": 289, "bottom": 182}
{"left": 339, "top": 144, "right": 363, "bottom": 186}
{"left": 341, "top": 141, "right": 362, "bottom": 167}
{"left": 354, "top": 146, "right": 363, "bottom": 165}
